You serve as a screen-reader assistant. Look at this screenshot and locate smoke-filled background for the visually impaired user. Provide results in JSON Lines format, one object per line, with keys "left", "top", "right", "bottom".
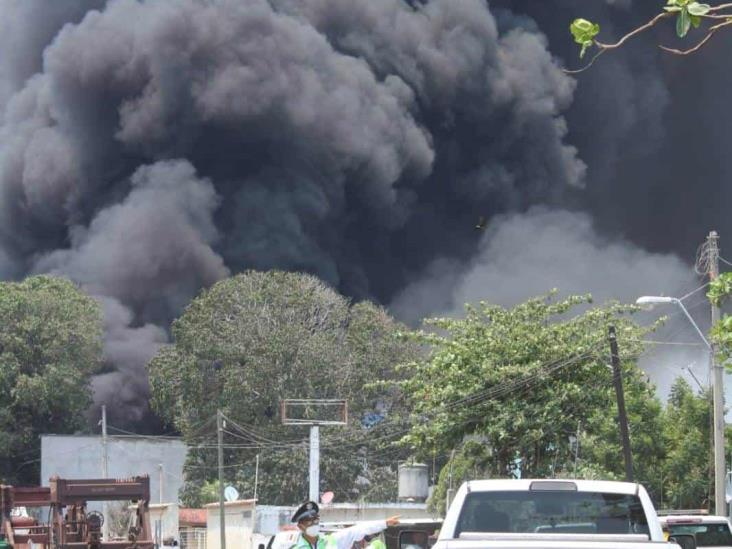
{"left": 0, "top": 0, "right": 729, "bottom": 428}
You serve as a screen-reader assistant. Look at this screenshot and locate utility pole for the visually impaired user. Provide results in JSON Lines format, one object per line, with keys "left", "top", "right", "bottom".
{"left": 253, "top": 454, "right": 260, "bottom": 501}
{"left": 608, "top": 326, "right": 633, "bottom": 482}
{"left": 708, "top": 231, "right": 726, "bottom": 516}
{"left": 573, "top": 421, "right": 581, "bottom": 478}
{"left": 158, "top": 463, "right": 163, "bottom": 503}
{"left": 309, "top": 426, "right": 320, "bottom": 502}
{"left": 101, "top": 405, "right": 109, "bottom": 542}
{"left": 217, "top": 410, "right": 226, "bottom": 549}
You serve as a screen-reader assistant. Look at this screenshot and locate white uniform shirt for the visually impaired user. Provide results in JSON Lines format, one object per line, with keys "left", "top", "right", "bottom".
{"left": 278, "top": 521, "right": 388, "bottom": 549}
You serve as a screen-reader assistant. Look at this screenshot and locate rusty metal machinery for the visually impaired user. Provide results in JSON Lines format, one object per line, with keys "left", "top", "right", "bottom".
{"left": 1, "top": 477, "right": 153, "bottom": 549}
{"left": 49, "top": 476, "right": 154, "bottom": 549}
{"left": 1, "top": 485, "right": 52, "bottom": 549}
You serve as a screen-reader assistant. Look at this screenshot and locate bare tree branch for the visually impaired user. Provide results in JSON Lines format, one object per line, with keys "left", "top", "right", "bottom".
{"left": 595, "top": 12, "right": 673, "bottom": 50}
{"left": 563, "top": 49, "right": 607, "bottom": 75}
{"left": 660, "top": 18, "right": 732, "bottom": 55}
{"left": 709, "top": 3, "right": 732, "bottom": 11}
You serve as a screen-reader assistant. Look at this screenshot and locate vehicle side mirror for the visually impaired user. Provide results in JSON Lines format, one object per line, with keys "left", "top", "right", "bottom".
{"left": 668, "top": 534, "right": 696, "bottom": 549}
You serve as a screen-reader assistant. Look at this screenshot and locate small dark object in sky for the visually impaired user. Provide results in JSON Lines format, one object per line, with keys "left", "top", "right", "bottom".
{"left": 475, "top": 216, "right": 487, "bottom": 230}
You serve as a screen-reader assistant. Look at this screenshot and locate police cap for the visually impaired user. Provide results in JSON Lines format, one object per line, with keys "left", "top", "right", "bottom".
{"left": 291, "top": 501, "right": 319, "bottom": 523}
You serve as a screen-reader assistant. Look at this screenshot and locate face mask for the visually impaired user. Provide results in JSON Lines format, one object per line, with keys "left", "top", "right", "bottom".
{"left": 305, "top": 524, "right": 320, "bottom": 537}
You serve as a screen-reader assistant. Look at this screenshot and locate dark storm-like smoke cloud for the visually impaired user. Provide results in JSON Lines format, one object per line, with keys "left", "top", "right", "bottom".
{"left": 392, "top": 208, "right": 697, "bottom": 322}
{"left": 4, "top": 0, "right": 722, "bottom": 426}
{"left": 0, "top": 0, "right": 586, "bottom": 424}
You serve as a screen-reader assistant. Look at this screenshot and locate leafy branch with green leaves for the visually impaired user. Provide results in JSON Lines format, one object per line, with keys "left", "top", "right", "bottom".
{"left": 568, "top": 1, "right": 732, "bottom": 73}
{"left": 708, "top": 272, "right": 732, "bottom": 362}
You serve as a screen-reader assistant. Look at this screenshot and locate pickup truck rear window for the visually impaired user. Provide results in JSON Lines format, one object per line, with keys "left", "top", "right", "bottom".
{"left": 667, "top": 522, "right": 732, "bottom": 546}
{"left": 455, "top": 490, "right": 649, "bottom": 537}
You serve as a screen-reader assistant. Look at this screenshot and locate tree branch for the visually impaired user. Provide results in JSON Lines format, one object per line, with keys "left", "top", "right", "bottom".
{"left": 709, "top": 3, "right": 732, "bottom": 11}
{"left": 595, "top": 11, "right": 673, "bottom": 50}
{"left": 564, "top": 12, "right": 671, "bottom": 74}
{"left": 565, "top": 6, "right": 732, "bottom": 74}
{"left": 659, "top": 18, "right": 732, "bottom": 55}
{"left": 563, "top": 49, "right": 607, "bottom": 75}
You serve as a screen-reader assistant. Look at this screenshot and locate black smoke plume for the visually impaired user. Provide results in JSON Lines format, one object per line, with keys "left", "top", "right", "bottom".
{"left": 0, "top": 0, "right": 727, "bottom": 426}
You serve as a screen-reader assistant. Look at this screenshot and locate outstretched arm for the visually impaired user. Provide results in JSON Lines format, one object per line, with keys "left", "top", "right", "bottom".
{"left": 332, "top": 517, "right": 400, "bottom": 549}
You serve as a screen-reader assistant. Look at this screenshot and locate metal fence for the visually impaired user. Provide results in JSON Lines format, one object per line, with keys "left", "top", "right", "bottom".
{"left": 180, "top": 527, "right": 207, "bottom": 549}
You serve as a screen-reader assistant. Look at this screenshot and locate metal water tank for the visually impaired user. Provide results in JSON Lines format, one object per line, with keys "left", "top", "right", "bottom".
{"left": 398, "top": 462, "right": 429, "bottom": 502}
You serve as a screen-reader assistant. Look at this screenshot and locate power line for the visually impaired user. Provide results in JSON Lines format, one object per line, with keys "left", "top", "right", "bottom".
{"left": 718, "top": 256, "right": 732, "bottom": 268}
{"left": 632, "top": 339, "right": 706, "bottom": 347}
{"left": 680, "top": 282, "right": 711, "bottom": 301}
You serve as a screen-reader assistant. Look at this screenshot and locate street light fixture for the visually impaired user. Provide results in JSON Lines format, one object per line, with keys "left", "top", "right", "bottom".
{"left": 636, "top": 296, "right": 710, "bottom": 348}
{"left": 636, "top": 294, "right": 725, "bottom": 516}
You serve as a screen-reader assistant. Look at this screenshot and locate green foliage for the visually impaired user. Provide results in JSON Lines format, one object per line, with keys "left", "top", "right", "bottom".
{"left": 711, "top": 314, "right": 732, "bottom": 361}
{"left": 580, "top": 367, "right": 666, "bottom": 503}
{"left": 707, "top": 272, "right": 732, "bottom": 306}
{"left": 0, "top": 275, "right": 103, "bottom": 484}
{"left": 149, "top": 271, "right": 418, "bottom": 505}
{"left": 661, "top": 379, "right": 712, "bottom": 509}
{"left": 182, "top": 479, "right": 222, "bottom": 508}
{"left": 570, "top": 1, "right": 712, "bottom": 57}
{"left": 707, "top": 272, "right": 732, "bottom": 363}
{"left": 430, "top": 441, "right": 494, "bottom": 513}
{"left": 570, "top": 18, "right": 600, "bottom": 58}
{"left": 664, "top": 1, "right": 711, "bottom": 36}
{"left": 398, "top": 292, "right": 666, "bottom": 512}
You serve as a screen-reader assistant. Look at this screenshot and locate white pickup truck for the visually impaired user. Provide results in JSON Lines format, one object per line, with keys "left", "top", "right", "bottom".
{"left": 434, "top": 479, "right": 690, "bottom": 549}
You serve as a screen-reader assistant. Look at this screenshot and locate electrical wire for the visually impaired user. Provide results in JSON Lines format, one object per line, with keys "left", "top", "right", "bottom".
{"left": 680, "top": 282, "right": 711, "bottom": 301}
{"left": 188, "top": 350, "right": 602, "bottom": 456}
{"left": 719, "top": 256, "right": 732, "bottom": 269}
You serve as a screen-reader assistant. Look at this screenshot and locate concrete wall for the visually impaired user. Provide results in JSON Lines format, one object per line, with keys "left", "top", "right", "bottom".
{"left": 320, "top": 503, "right": 435, "bottom": 523}
{"left": 41, "top": 435, "right": 187, "bottom": 504}
{"left": 206, "top": 500, "right": 256, "bottom": 549}
{"left": 150, "top": 503, "right": 180, "bottom": 544}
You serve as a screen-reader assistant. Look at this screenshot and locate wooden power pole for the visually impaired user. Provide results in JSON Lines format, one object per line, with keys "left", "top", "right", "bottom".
{"left": 608, "top": 325, "right": 633, "bottom": 481}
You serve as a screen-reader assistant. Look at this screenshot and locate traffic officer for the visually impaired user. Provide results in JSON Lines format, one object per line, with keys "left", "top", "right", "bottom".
{"left": 288, "top": 501, "right": 399, "bottom": 549}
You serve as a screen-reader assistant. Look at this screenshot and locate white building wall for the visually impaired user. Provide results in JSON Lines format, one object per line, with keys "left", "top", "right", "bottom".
{"left": 150, "top": 503, "right": 180, "bottom": 544}
{"left": 41, "top": 435, "right": 187, "bottom": 504}
{"left": 206, "top": 500, "right": 256, "bottom": 549}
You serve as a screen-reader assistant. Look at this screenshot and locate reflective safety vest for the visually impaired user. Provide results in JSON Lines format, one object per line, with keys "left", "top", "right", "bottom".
{"left": 367, "top": 540, "right": 386, "bottom": 549}
{"left": 291, "top": 534, "right": 339, "bottom": 549}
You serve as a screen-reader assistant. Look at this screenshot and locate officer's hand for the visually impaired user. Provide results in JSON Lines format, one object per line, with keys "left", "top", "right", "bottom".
{"left": 386, "top": 516, "right": 400, "bottom": 527}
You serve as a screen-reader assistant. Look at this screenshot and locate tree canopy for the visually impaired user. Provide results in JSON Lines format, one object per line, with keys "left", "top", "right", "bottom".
{"left": 148, "top": 272, "right": 722, "bottom": 510}
{"left": 396, "top": 293, "right": 671, "bottom": 512}
{"left": 0, "top": 275, "right": 103, "bottom": 484}
{"left": 148, "top": 270, "right": 418, "bottom": 505}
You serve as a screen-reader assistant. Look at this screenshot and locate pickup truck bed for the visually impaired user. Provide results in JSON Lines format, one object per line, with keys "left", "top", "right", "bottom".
{"left": 435, "top": 479, "right": 678, "bottom": 549}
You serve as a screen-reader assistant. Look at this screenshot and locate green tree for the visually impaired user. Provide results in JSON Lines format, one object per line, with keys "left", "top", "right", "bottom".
{"left": 0, "top": 275, "right": 103, "bottom": 484}
{"left": 580, "top": 367, "right": 666, "bottom": 503}
{"left": 148, "top": 271, "right": 417, "bottom": 505}
{"left": 660, "top": 378, "right": 713, "bottom": 510}
{"left": 397, "top": 293, "right": 665, "bottom": 512}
